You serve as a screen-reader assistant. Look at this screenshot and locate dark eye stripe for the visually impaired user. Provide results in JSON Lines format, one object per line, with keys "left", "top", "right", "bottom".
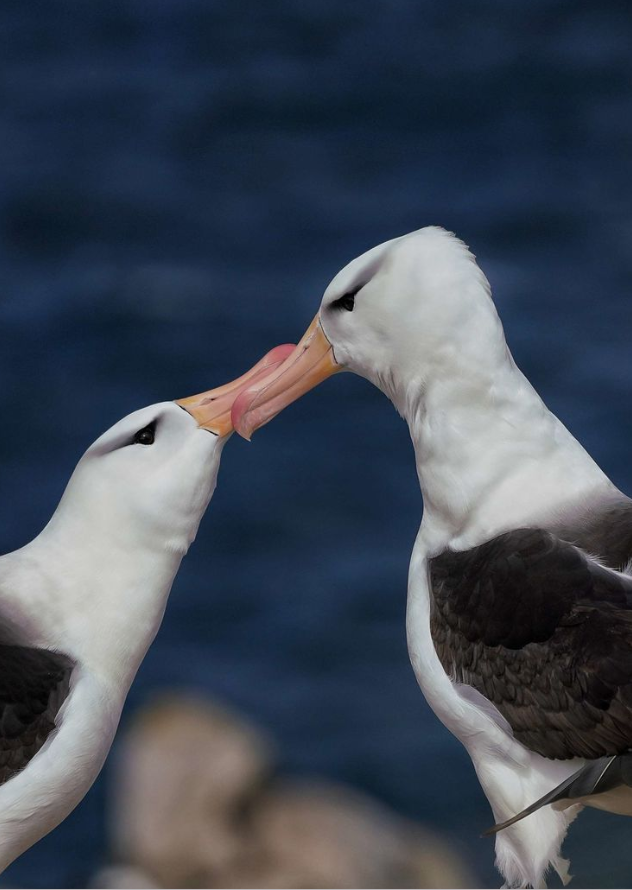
{"left": 133, "top": 421, "right": 157, "bottom": 446}
{"left": 330, "top": 283, "right": 363, "bottom": 312}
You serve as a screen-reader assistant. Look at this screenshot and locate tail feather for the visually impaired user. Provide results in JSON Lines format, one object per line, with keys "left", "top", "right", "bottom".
{"left": 483, "top": 755, "right": 618, "bottom": 836}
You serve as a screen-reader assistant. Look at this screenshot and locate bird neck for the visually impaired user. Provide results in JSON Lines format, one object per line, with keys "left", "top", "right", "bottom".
{"left": 404, "top": 352, "right": 613, "bottom": 552}
{"left": 1, "top": 520, "right": 184, "bottom": 694}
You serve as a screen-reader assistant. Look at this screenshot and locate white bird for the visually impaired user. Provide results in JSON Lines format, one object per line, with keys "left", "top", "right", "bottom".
{"left": 231, "top": 227, "right": 632, "bottom": 889}
{"left": 0, "top": 344, "right": 293, "bottom": 872}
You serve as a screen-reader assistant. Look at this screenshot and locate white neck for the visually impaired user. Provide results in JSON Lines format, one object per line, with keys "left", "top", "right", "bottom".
{"left": 0, "top": 517, "right": 184, "bottom": 694}
{"left": 403, "top": 351, "right": 614, "bottom": 553}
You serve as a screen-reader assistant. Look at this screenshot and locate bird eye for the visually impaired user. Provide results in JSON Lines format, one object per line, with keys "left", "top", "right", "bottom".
{"left": 133, "top": 424, "right": 155, "bottom": 446}
{"left": 330, "top": 285, "right": 362, "bottom": 312}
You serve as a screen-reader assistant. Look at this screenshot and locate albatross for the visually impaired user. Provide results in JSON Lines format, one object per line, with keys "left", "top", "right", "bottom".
{"left": 231, "top": 227, "right": 632, "bottom": 888}
{"left": 0, "top": 344, "right": 293, "bottom": 872}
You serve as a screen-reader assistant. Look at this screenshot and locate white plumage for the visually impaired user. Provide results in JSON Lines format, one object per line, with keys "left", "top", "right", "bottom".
{"left": 232, "top": 227, "right": 632, "bottom": 888}
{"left": 0, "top": 345, "right": 293, "bottom": 871}
{"left": 0, "top": 401, "right": 223, "bottom": 869}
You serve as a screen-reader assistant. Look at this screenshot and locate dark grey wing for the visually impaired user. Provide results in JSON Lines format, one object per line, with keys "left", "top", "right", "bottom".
{"left": 555, "top": 496, "right": 632, "bottom": 571}
{"left": 0, "top": 645, "right": 74, "bottom": 784}
{"left": 429, "top": 528, "right": 632, "bottom": 760}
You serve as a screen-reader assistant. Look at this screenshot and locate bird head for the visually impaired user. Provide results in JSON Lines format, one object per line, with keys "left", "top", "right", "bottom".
{"left": 52, "top": 345, "right": 295, "bottom": 556}
{"left": 231, "top": 227, "right": 506, "bottom": 437}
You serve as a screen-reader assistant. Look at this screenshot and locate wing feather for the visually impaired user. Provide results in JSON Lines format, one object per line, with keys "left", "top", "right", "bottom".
{"left": 430, "top": 527, "right": 632, "bottom": 760}
{"left": 0, "top": 645, "right": 74, "bottom": 784}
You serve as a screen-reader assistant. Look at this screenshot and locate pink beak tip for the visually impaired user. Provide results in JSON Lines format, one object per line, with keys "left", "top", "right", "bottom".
{"left": 230, "top": 343, "right": 298, "bottom": 439}
{"left": 231, "top": 388, "right": 255, "bottom": 440}
{"left": 265, "top": 343, "right": 296, "bottom": 364}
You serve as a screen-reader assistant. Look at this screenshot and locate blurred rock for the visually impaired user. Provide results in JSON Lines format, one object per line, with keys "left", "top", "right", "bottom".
{"left": 110, "top": 695, "right": 274, "bottom": 888}
{"left": 104, "top": 694, "right": 475, "bottom": 889}
{"left": 234, "top": 780, "right": 473, "bottom": 889}
{"left": 89, "top": 865, "right": 159, "bottom": 888}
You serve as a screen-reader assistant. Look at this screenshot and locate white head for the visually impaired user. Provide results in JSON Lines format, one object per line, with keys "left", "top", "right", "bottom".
{"left": 6, "top": 400, "right": 224, "bottom": 685}
{"left": 231, "top": 227, "right": 510, "bottom": 435}
{"left": 4, "top": 346, "right": 295, "bottom": 681}
{"left": 40, "top": 344, "right": 296, "bottom": 559}
{"left": 320, "top": 227, "right": 509, "bottom": 412}
{"left": 50, "top": 401, "right": 224, "bottom": 557}
{"left": 230, "top": 228, "right": 606, "bottom": 548}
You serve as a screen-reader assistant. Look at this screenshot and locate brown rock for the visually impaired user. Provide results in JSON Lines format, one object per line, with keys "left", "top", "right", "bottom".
{"left": 106, "top": 694, "right": 476, "bottom": 889}
{"left": 110, "top": 694, "right": 274, "bottom": 888}
{"left": 219, "top": 780, "right": 475, "bottom": 889}
{"left": 89, "top": 865, "right": 159, "bottom": 888}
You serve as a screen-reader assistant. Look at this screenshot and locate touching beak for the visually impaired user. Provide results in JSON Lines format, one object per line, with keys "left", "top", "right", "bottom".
{"left": 177, "top": 344, "right": 296, "bottom": 435}
{"left": 231, "top": 314, "right": 341, "bottom": 440}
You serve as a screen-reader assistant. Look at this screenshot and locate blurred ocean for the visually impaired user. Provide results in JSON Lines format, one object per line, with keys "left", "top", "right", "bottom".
{"left": 0, "top": 1, "right": 631, "bottom": 886}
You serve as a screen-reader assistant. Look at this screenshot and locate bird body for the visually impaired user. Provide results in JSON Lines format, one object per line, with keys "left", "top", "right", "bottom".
{"left": 232, "top": 227, "right": 632, "bottom": 887}
{"left": 390, "top": 285, "right": 632, "bottom": 885}
{"left": 0, "top": 344, "right": 294, "bottom": 871}
{"left": 0, "top": 401, "right": 224, "bottom": 870}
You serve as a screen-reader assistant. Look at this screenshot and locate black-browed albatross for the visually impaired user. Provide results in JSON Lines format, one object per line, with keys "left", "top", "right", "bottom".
{"left": 230, "top": 227, "right": 632, "bottom": 889}
{"left": 0, "top": 344, "right": 293, "bottom": 872}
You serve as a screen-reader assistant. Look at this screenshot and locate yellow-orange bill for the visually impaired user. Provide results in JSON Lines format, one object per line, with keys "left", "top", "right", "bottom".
{"left": 231, "top": 315, "right": 341, "bottom": 440}
{"left": 177, "top": 344, "right": 296, "bottom": 435}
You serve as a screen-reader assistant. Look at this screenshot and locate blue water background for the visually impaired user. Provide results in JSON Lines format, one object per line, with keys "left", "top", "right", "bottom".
{"left": 0, "top": 1, "right": 632, "bottom": 886}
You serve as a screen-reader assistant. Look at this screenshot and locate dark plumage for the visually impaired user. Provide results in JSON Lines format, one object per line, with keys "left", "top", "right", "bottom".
{"left": 0, "top": 645, "right": 73, "bottom": 785}
{"left": 556, "top": 500, "right": 632, "bottom": 571}
{"left": 429, "top": 518, "right": 632, "bottom": 761}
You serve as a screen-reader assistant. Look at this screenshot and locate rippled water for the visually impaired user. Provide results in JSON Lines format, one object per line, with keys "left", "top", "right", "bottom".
{"left": 0, "top": 1, "right": 631, "bottom": 886}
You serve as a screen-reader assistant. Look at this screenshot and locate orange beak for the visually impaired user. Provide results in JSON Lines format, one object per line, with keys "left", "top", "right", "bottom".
{"left": 231, "top": 315, "right": 341, "bottom": 440}
{"left": 177, "top": 344, "right": 296, "bottom": 435}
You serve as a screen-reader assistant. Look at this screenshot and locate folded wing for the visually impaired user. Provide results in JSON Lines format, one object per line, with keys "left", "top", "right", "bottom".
{"left": 430, "top": 527, "right": 632, "bottom": 760}
{"left": 0, "top": 644, "right": 74, "bottom": 784}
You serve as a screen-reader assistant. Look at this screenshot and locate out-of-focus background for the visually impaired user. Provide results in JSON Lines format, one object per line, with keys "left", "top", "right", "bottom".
{"left": 1, "top": 1, "right": 631, "bottom": 887}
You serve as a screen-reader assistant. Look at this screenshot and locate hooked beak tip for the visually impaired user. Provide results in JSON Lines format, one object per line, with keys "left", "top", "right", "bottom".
{"left": 231, "top": 315, "right": 340, "bottom": 439}
{"left": 176, "top": 343, "right": 296, "bottom": 436}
